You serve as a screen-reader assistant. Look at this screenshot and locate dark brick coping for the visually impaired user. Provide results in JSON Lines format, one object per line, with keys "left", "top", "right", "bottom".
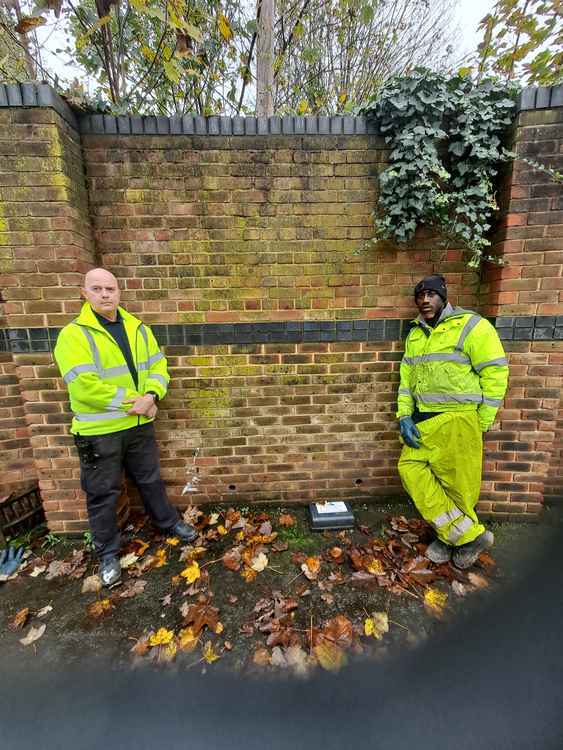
{"left": 1, "top": 316, "right": 561, "bottom": 354}
{"left": 1, "top": 82, "right": 561, "bottom": 135}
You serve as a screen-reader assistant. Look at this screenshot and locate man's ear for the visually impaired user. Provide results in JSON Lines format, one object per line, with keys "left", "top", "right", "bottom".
{"left": 80, "top": 287, "right": 87, "bottom": 300}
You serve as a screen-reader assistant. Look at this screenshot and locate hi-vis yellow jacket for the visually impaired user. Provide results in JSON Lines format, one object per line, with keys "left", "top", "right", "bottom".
{"left": 54, "top": 302, "right": 170, "bottom": 436}
{"left": 397, "top": 303, "right": 509, "bottom": 431}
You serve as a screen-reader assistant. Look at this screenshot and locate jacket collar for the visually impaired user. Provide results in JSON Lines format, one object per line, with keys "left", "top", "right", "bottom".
{"left": 414, "top": 302, "right": 475, "bottom": 330}
{"left": 74, "top": 302, "right": 140, "bottom": 332}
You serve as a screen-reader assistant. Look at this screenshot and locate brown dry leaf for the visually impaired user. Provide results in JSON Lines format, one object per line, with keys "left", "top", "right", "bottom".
{"left": 278, "top": 513, "right": 295, "bottom": 527}
{"left": 183, "top": 506, "right": 203, "bottom": 526}
{"left": 87, "top": 598, "right": 113, "bottom": 619}
{"left": 328, "top": 546, "right": 344, "bottom": 562}
{"left": 258, "top": 521, "right": 273, "bottom": 536}
{"left": 161, "top": 594, "right": 172, "bottom": 607}
{"left": 253, "top": 647, "right": 271, "bottom": 666}
{"left": 321, "top": 592, "right": 335, "bottom": 605}
{"left": 178, "top": 626, "right": 199, "bottom": 652}
{"left": 223, "top": 641, "right": 233, "bottom": 651}
{"left": 314, "top": 641, "right": 347, "bottom": 672}
{"left": 477, "top": 551, "right": 496, "bottom": 568}
{"left": 202, "top": 640, "right": 220, "bottom": 663}
{"left": 222, "top": 548, "right": 242, "bottom": 571}
{"left": 321, "top": 615, "right": 354, "bottom": 649}
{"left": 227, "top": 594, "right": 238, "bottom": 604}
{"left": 364, "top": 612, "right": 389, "bottom": 640}
{"left": 272, "top": 541, "right": 289, "bottom": 553}
{"left": 45, "top": 559, "right": 72, "bottom": 580}
{"left": 301, "top": 556, "right": 321, "bottom": 581}
{"left": 36, "top": 605, "right": 53, "bottom": 618}
{"left": 240, "top": 623, "right": 254, "bottom": 636}
{"left": 182, "top": 602, "right": 220, "bottom": 636}
{"left": 451, "top": 580, "right": 467, "bottom": 597}
{"left": 9, "top": 608, "right": 30, "bottom": 631}
{"left": 15, "top": 15, "right": 46, "bottom": 34}
{"left": 81, "top": 575, "right": 102, "bottom": 594}
{"left": 117, "top": 580, "right": 147, "bottom": 599}
{"left": 19, "top": 623, "right": 46, "bottom": 647}
{"left": 131, "top": 634, "right": 151, "bottom": 657}
{"left": 130, "top": 539, "right": 150, "bottom": 557}
{"left": 424, "top": 588, "right": 448, "bottom": 618}
{"left": 467, "top": 572, "right": 489, "bottom": 589}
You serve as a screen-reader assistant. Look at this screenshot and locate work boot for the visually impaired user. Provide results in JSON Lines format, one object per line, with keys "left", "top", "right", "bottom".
{"left": 169, "top": 520, "right": 198, "bottom": 543}
{"left": 99, "top": 556, "right": 122, "bottom": 588}
{"left": 425, "top": 539, "right": 453, "bottom": 564}
{"left": 452, "top": 530, "right": 494, "bottom": 570}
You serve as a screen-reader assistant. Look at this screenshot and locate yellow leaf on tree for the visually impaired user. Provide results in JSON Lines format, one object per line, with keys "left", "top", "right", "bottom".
{"left": 424, "top": 587, "right": 448, "bottom": 618}
{"left": 180, "top": 561, "right": 201, "bottom": 583}
{"left": 338, "top": 90, "right": 348, "bottom": 105}
{"left": 141, "top": 45, "right": 156, "bottom": 63}
{"left": 76, "top": 15, "right": 111, "bottom": 52}
{"left": 217, "top": 13, "right": 233, "bottom": 42}
{"left": 314, "top": 641, "right": 347, "bottom": 672}
{"left": 364, "top": 612, "right": 389, "bottom": 640}
{"left": 202, "top": 640, "right": 220, "bottom": 663}
{"left": 297, "top": 99, "right": 308, "bottom": 115}
{"left": 149, "top": 627, "right": 175, "bottom": 646}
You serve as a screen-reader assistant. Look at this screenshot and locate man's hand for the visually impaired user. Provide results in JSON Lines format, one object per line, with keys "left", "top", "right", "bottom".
{"left": 399, "top": 417, "right": 421, "bottom": 449}
{"left": 0, "top": 546, "right": 24, "bottom": 579}
{"left": 124, "top": 394, "right": 157, "bottom": 417}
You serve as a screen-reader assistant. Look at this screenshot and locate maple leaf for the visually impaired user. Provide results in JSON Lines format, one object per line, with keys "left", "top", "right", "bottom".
{"left": 180, "top": 561, "right": 201, "bottom": 583}
{"left": 20, "top": 623, "right": 46, "bottom": 647}
{"left": 87, "top": 598, "right": 113, "bottom": 618}
{"left": 253, "top": 647, "right": 271, "bottom": 666}
{"left": 364, "top": 612, "right": 389, "bottom": 640}
{"left": 178, "top": 626, "right": 199, "bottom": 652}
{"left": 149, "top": 628, "right": 175, "bottom": 646}
{"left": 81, "top": 575, "right": 102, "bottom": 594}
{"left": 119, "top": 553, "right": 139, "bottom": 569}
{"left": 424, "top": 587, "right": 448, "bottom": 618}
{"left": 314, "top": 641, "right": 347, "bottom": 672}
{"left": 9, "top": 607, "right": 30, "bottom": 631}
{"left": 301, "top": 556, "right": 321, "bottom": 581}
{"left": 202, "top": 640, "right": 220, "bottom": 663}
{"left": 278, "top": 513, "right": 296, "bottom": 527}
{"left": 251, "top": 552, "right": 269, "bottom": 572}
{"left": 182, "top": 602, "right": 220, "bottom": 636}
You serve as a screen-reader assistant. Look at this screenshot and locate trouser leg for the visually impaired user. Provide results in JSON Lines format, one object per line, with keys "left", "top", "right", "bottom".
{"left": 123, "top": 423, "right": 178, "bottom": 530}
{"left": 75, "top": 432, "right": 124, "bottom": 559}
{"left": 398, "top": 412, "right": 485, "bottom": 546}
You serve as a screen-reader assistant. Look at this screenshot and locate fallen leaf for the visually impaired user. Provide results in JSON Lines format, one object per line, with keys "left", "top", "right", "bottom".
{"left": 366, "top": 558, "right": 385, "bottom": 576}
{"left": 215, "top": 622, "right": 224, "bottom": 634}
{"left": 19, "top": 623, "right": 46, "bottom": 646}
{"left": 253, "top": 647, "right": 271, "bottom": 666}
{"left": 223, "top": 641, "right": 233, "bottom": 651}
{"left": 222, "top": 548, "right": 242, "bottom": 572}
{"left": 270, "top": 646, "right": 287, "bottom": 668}
{"left": 314, "top": 641, "right": 346, "bottom": 672}
{"left": 328, "top": 546, "right": 344, "bottom": 562}
{"left": 477, "top": 551, "right": 495, "bottom": 568}
{"left": 424, "top": 587, "right": 448, "bottom": 618}
{"left": 29, "top": 565, "right": 47, "bottom": 577}
{"left": 131, "top": 634, "right": 151, "bottom": 657}
{"left": 364, "top": 612, "right": 389, "bottom": 640}
{"left": 15, "top": 15, "right": 46, "bottom": 34}
{"left": 278, "top": 513, "right": 296, "bottom": 527}
{"left": 36, "top": 605, "right": 53, "bottom": 618}
{"left": 272, "top": 541, "right": 289, "bottom": 553}
{"left": 82, "top": 575, "right": 102, "bottom": 594}
{"left": 240, "top": 623, "right": 254, "bottom": 636}
{"left": 227, "top": 594, "right": 238, "bottom": 604}
{"left": 301, "top": 556, "right": 321, "bottom": 581}
{"left": 217, "top": 525, "right": 228, "bottom": 536}
{"left": 130, "top": 539, "right": 150, "bottom": 557}
{"left": 320, "top": 615, "right": 354, "bottom": 649}
{"left": 258, "top": 521, "right": 272, "bottom": 536}
{"left": 241, "top": 566, "right": 257, "bottom": 583}
{"left": 251, "top": 552, "right": 269, "bottom": 572}
{"left": 182, "top": 602, "right": 220, "bottom": 636}
{"left": 157, "top": 642, "right": 177, "bottom": 663}
{"left": 161, "top": 594, "right": 172, "bottom": 607}
{"left": 120, "top": 553, "right": 139, "bottom": 569}
{"left": 451, "top": 580, "right": 467, "bottom": 597}
{"left": 180, "top": 561, "right": 201, "bottom": 583}
{"left": 321, "top": 592, "right": 335, "bottom": 605}
{"left": 208, "top": 513, "right": 220, "bottom": 526}
{"left": 9, "top": 608, "right": 30, "bottom": 631}
{"left": 87, "top": 598, "right": 113, "bottom": 619}
{"left": 202, "top": 640, "right": 220, "bottom": 663}
{"left": 149, "top": 627, "right": 175, "bottom": 646}
{"left": 155, "top": 548, "right": 167, "bottom": 568}
{"left": 183, "top": 506, "right": 202, "bottom": 526}
{"left": 285, "top": 644, "right": 310, "bottom": 676}
{"left": 178, "top": 626, "right": 199, "bottom": 652}
{"left": 467, "top": 572, "right": 489, "bottom": 589}
{"left": 165, "top": 537, "right": 180, "bottom": 546}
{"left": 117, "top": 580, "right": 147, "bottom": 599}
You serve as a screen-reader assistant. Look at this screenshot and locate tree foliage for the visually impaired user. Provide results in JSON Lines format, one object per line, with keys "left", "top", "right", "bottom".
{"left": 475, "top": 0, "right": 562, "bottom": 86}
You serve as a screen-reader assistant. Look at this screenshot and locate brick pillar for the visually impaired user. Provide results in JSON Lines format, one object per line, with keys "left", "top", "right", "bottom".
{"left": 0, "top": 98, "right": 97, "bottom": 532}
{"left": 480, "top": 100, "right": 563, "bottom": 516}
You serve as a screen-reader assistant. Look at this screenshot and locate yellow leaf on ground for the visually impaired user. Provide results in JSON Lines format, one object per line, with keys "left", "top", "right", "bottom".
{"left": 180, "top": 561, "right": 201, "bottom": 583}
{"left": 241, "top": 566, "right": 257, "bottom": 583}
{"left": 424, "top": 587, "right": 448, "bottom": 618}
{"left": 178, "top": 626, "right": 199, "bottom": 652}
{"left": 215, "top": 622, "right": 224, "bottom": 634}
{"left": 250, "top": 552, "right": 268, "bottom": 572}
{"left": 366, "top": 558, "right": 384, "bottom": 576}
{"left": 154, "top": 548, "right": 167, "bottom": 568}
{"left": 149, "top": 627, "right": 175, "bottom": 646}
{"left": 364, "top": 612, "right": 389, "bottom": 640}
{"left": 314, "top": 641, "right": 347, "bottom": 672}
{"left": 120, "top": 553, "right": 139, "bottom": 569}
{"left": 217, "top": 525, "right": 228, "bottom": 536}
{"left": 217, "top": 13, "right": 233, "bottom": 42}
{"left": 157, "top": 642, "right": 177, "bottom": 663}
{"left": 202, "top": 640, "right": 220, "bottom": 663}
{"left": 165, "top": 537, "right": 180, "bottom": 546}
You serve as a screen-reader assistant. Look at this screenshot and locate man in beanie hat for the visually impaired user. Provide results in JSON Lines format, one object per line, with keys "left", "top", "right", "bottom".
{"left": 396, "top": 275, "right": 509, "bottom": 568}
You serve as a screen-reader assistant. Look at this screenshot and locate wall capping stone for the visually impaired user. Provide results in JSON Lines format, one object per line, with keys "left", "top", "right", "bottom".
{"left": 1, "top": 81, "right": 561, "bottom": 136}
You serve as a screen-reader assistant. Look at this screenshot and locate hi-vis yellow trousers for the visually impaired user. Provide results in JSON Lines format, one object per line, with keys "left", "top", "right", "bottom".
{"left": 398, "top": 412, "right": 485, "bottom": 547}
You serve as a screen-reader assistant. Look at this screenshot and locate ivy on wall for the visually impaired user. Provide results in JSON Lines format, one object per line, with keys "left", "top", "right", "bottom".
{"left": 361, "top": 69, "right": 519, "bottom": 269}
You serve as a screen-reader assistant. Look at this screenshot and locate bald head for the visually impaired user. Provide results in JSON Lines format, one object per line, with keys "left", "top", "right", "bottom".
{"left": 82, "top": 268, "right": 121, "bottom": 321}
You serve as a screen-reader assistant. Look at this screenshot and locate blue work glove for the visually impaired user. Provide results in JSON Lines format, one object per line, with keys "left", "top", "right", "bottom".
{"left": 0, "top": 546, "right": 24, "bottom": 578}
{"left": 399, "top": 417, "right": 421, "bottom": 449}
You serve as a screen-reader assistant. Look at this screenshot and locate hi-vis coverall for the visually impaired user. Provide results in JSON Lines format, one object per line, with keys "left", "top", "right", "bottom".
{"left": 54, "top": 302, "right": 170, "bottom": 435}
{"left": 397, "top": 304, "right": 509, "bottom": 547}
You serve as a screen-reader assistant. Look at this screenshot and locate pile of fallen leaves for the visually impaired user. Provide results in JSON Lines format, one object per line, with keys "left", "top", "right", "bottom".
{"left": 4, "top": 509, "right": 496, "bottom": 673}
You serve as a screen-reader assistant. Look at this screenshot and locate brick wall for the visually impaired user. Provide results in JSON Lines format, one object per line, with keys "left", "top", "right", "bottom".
{"left": 0, "top": 84, "right": 561, "bottom": 532}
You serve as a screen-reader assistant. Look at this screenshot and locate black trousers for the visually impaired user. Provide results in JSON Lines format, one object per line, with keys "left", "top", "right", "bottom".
{"left": 75, "top": 423, "right": 179, "bottom": 559}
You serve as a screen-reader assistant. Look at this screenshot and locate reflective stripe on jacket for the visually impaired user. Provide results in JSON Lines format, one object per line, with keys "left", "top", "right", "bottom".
{"left": 54, "top": 302, "right": 170, "bottom": 436}
{"left": 397, "top": 303, "right": 509, "bottom": 430}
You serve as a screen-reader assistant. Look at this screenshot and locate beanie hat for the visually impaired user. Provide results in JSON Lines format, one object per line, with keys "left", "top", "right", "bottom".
{"left": 414, "top": 274, "right": 447, "bottom": 302}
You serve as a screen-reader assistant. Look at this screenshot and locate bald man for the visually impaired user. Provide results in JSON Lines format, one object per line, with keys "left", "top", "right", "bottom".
{"left": 54, "top": 269, "right": 197, "bottom": 587}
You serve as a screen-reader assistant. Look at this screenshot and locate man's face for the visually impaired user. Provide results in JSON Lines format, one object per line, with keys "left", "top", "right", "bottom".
{"left": 415, "top": 289, "right": 444, "bottom": 321}
{"left": 82, "top": 271, "right": 120, "bottom": 319}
